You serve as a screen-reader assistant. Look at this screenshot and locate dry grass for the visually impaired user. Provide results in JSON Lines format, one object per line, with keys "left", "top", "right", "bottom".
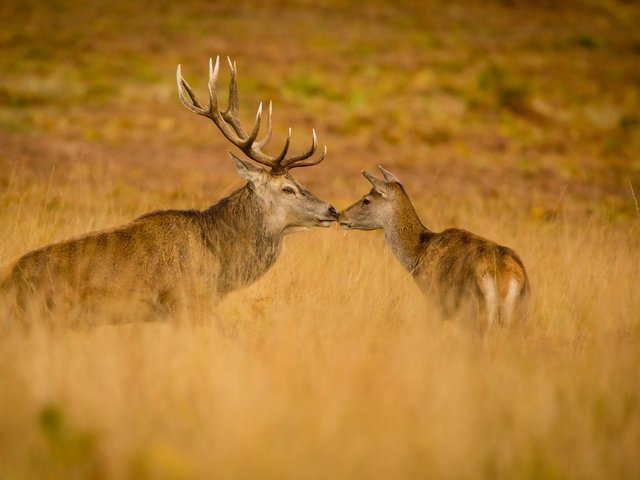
{"left": 1, "top": 174, "right": 639, "bottom": 479}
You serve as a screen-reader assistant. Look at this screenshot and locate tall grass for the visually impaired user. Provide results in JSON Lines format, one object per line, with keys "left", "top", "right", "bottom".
{"left": 1, "top": 175, "right": 639, "bottom": 480}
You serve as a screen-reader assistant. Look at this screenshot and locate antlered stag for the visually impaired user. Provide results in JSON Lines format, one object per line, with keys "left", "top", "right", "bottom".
{"left": 339, "top": 166, "right": 529, "bottom": 330}
{"left": 0, "top": 57, "right": 338, "bottom": 326}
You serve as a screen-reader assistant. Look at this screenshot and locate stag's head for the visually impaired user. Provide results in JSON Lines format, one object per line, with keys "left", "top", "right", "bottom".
{"left": 339, "top": 166, "right": 404, "bottom": 231}
{"left": 177, "top": 57, "right": 338, "bottom": 234}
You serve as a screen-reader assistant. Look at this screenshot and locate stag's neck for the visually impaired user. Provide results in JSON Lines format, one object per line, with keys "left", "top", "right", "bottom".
{"left": 200, "top": 184, "right": 283, "bottom": 294}
{"left": 383, "top": 190, "right": 432, "bottom": 273}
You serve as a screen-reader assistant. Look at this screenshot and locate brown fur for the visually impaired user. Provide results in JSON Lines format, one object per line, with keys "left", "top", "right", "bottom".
{"left": 339, "top": 167, "right": 530, "bottom": 330}
{"left": 1, "top": 57, "right": 338, "bottom": 328}
{"left": 1, "top": 178, "right": 335, "bottom": 327}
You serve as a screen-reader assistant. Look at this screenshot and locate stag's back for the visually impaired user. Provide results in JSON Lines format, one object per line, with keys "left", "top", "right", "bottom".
{"left": 0, "top": 210, "right": 215, "bottom": 324}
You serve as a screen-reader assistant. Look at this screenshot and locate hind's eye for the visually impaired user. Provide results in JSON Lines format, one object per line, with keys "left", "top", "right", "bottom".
{"left": 282, "top": 187, "right": 295, "bottom": 195}
{"left": 363, "top": 198, "right": 371, "bottom": 205}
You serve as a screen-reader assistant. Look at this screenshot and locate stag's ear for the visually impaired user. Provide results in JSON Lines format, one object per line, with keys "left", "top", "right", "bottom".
{"left": 378, "top": 165, "right": 401, "bottom": 184}
{"left": 229, "top": 152, "right": 267, "bottom": 184}
{"left": 362, "top": 170, "right": 390, "bottom": 198}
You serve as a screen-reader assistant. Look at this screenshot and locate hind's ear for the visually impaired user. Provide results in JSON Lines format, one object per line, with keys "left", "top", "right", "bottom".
{"left": 378, "top": 165, "right": 401, "bottom": 184}
{"left": 362, "top": 170, "right": 390, "bottom": 198}
{"left": 229, "top": 152, "right": 267, "bottom": 184}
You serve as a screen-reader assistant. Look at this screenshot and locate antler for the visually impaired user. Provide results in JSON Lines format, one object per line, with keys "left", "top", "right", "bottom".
{"left": 176, "top": 57, "right": 327, "bottom": 174}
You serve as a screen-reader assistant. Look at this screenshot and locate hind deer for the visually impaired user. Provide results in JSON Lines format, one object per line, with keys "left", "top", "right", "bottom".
{"left": 339, "top": 166, "right": 529, "bottom": 331}
{"left": 0, "top": 57, "right": 338, "bottom": 327}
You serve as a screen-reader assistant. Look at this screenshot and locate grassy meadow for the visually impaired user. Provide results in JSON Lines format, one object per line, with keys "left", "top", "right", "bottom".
{"left": 1, "top": 0, "right": 640, "bottom": 478}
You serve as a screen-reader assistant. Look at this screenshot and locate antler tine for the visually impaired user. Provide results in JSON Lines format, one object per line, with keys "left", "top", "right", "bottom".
{"left": 281, "top": 128, "right": 327, "bottom": 169}
{"left": 207, "top": 56, "right": 220, "bottom": 113}
{"left": 241, "top": 102, "right": 263, "bottom": 149}
{"left": 178, "top": 57, "right": 327, "bottom": 173}
{"left": 226, "top": 57, "right": 240, "bottom": 116}
{"left": 176, "top": 65, "right": 207, "bottom": 115}
{"left": 255, "top": 100, "right": 273, "bottom": 149}
{"left": 271, "top": 127, "right": 292, "bottom": 163}
{"left": 286, "top": 145, "right": 328, "bottom": 169}
{"left": 221, "top": 57, "right": 249, "bottom": 138}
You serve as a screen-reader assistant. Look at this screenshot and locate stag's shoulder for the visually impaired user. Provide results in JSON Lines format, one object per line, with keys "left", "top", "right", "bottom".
{"left": 7, "top": 209, "right": 203, "bottom": 271}
{"left": 134, "top": 208, "right": 202, "bottom": 223}
{"left": 132, "top": 208, "right": 204, "bottom": 232}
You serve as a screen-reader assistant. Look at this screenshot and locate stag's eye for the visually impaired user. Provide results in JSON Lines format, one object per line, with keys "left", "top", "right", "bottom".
{"left": 363, "top": 198, "right": 371, "bottom": 205}
{"left": 282, "top": 187, "right": 295, "bottom": 195}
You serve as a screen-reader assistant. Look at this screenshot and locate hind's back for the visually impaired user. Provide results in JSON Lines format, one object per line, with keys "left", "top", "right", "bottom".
{"left": 414, "top": 228, "right": 529, "bottom": 327}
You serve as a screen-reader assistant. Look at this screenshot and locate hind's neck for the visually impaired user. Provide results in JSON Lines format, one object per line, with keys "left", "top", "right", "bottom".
{"left": 383, "top": 191, "right": 432, "bottom": 272}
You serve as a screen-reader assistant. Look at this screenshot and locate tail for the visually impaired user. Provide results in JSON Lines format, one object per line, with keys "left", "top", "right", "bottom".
{"left": 479, "top": 274, "right": 499, "bottom": 329}
{"left": 499, "top": 274, "right": 530, "bottom": 327}
{"left": 479, "top": 273, "right": 529, "bottom": 330}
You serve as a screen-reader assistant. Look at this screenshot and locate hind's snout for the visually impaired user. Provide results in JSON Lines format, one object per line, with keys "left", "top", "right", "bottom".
{"left": 338, "top": 210, "right": 353, "bottom": 229}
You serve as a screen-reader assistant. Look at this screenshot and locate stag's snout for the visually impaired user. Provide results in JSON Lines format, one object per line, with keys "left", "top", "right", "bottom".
{"left": 315, "top": 204, "right": 339, "bottom": 227}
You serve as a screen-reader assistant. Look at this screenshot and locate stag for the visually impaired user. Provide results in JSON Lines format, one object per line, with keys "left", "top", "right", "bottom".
{"left": 0, "top": 57, "right": 337, "bottom": 327}
{"left": 339, "top": 166, "right": 529, "bottom": 330}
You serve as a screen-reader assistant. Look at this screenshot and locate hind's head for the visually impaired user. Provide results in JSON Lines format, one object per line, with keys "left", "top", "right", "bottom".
{"left": 339, "top": 165, "right": 406, "bottom": 231}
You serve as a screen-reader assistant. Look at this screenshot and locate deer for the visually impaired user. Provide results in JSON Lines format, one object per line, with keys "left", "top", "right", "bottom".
{"left": 0, "top": 57, "right": 338, "bottom": 328}
{"left": 338, "top": 166, "right": 529, "bottom": 331}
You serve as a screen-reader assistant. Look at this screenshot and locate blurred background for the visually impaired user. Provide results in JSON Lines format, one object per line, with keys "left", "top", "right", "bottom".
{"left": 1, "top": 0, "right": 639, "bottom": 220}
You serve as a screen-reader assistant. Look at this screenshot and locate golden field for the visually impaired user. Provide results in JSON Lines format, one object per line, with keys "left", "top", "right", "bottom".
{"left": 1, "top": 0, "right": 640, "bottom": 478}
